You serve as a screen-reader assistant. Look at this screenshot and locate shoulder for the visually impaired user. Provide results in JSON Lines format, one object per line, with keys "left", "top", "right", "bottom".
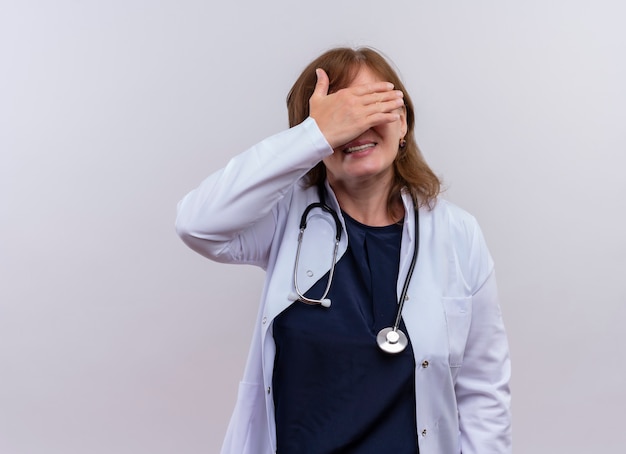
{"left": 428, "top": 198, "right": 481, "bottom": 238}
{"left": 428, "top": 198, "right": 494, "bottom": 293}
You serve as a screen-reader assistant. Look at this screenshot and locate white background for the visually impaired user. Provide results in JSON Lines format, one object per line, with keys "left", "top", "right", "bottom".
{"left": 1, "top": 1, "right": 625, "bottom": 453}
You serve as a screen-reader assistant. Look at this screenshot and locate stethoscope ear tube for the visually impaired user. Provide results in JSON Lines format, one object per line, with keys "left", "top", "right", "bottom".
{"left": 299, "top": 202, "right": 342, "bottom": 242}
{"left": 293, "top": 200, "right": 342, "bottom": 306}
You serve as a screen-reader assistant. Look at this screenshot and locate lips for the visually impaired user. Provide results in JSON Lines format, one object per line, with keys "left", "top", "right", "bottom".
{"left": 342, "top": 141, "right": 377, "bottom": 154}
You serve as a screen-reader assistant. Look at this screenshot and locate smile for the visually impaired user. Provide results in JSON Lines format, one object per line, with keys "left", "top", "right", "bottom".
{"left": 343, "top": 143, "right": 376, "bottom": 154}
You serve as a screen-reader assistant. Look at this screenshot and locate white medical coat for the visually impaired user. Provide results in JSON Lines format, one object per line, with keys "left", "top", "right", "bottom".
{"left": 176, "top": 118, "right": 511, "bottom": 454}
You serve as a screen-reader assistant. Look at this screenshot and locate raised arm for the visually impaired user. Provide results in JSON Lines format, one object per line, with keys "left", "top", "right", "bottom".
{"left": 176, "top": 69, "right": 404, "bottom": 267}
{"left": 175, "top": 118, "right": 332, "bottom": 267}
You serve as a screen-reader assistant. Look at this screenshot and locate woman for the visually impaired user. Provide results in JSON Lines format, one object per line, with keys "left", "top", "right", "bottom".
{"left": 176, "top": 47, "right": 511, "bottom": 454}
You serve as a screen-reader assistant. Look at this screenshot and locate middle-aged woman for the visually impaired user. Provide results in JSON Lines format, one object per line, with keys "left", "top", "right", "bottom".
{"left": 176, "top": 47, "right": 511, "bottom": 454}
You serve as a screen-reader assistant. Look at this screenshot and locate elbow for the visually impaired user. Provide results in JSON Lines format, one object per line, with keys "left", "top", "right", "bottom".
{"left": 175, "top": 204, "right": 196, "bottom": 245}
{"left": 175, "top": 216, "right": 202, "bottom": 254}
{"left": 175, "top": 195, "right": 210, "bottom": 246}
{"left": 174, "top": 210, "right": 233, "bottom": 262}
{"left": 174, "top": 213, "right": 193, "bottom": 243}
{"left": 175, "top": 203, "right": 214, "bottom": 258}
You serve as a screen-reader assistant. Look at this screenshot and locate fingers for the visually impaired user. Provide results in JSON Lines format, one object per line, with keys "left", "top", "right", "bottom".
{"left": 314, "top": 68, "right": 400, "bottom": 106}
{"left": 360, "top": 95, "right": 405, "bottom": 132}
{"left": 308, "top": 71, "right": 405, "bottom": 149}
{"left": 312, "top": 68, "right": 330, "bottom": 98}
{"left": 315, "top": 70, "right": 399, "bottom": 103}
{"left": 351, "top": 81, "right": 395, "bottom": 96}
{"left": 363, "top": 90, "right": 404, "bottom": 109}
{"left": 364, "top": 111, "right": 402, "bottom": 127}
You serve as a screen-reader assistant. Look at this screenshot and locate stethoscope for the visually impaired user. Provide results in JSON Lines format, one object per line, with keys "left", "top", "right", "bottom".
{"left": 291, "top": 184, "right": 419, "bottom": 355}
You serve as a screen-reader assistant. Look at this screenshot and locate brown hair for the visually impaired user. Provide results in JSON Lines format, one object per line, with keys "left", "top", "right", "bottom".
{"left": 287, "top": 47, "right": 441, "bottom": 209}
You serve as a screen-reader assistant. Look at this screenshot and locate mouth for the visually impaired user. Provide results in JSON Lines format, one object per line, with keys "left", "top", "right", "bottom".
{"left": 343, "top": 142, "right": 377, "bottom": 154}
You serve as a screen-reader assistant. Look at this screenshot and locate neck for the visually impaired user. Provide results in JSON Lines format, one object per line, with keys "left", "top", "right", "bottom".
{"left": 328, "top": 177, "right": 404, "bottom": 226}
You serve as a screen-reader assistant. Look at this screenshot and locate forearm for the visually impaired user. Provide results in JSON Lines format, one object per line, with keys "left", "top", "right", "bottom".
{"left": 175, "top": 118, "right": 333, "bottom": 263}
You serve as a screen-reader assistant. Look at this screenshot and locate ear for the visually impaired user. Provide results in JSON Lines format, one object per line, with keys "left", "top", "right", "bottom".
{"left": 399, "top": 105, "right": 408, "bottom": 137}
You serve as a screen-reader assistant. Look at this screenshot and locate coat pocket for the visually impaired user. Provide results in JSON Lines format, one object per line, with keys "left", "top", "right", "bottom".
{"left": 442, "top": 296, "right": 472, "bottom": 368}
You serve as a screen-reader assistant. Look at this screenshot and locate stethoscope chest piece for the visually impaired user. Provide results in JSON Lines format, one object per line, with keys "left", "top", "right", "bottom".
{"left": 376, "top": 327, "right": 408, "bottom": 354}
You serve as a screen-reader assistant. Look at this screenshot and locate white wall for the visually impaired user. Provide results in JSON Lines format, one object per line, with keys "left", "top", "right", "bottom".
{"left": 1, "top": 1, "right": 624, "bottom": 452}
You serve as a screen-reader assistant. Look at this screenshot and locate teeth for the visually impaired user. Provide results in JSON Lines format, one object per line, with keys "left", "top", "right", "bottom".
{"left": 345, "top": 143, "right": 375, "bottom": 154}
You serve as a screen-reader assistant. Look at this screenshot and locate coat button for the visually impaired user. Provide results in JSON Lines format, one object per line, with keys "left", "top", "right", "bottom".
{"left": 306, "top": 270, "right": 314, "bottom": 277}
{"left": 421, "top": 360, "right": 429, "bottom": 368}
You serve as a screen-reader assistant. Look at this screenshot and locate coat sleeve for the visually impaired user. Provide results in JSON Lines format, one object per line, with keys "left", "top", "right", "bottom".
{"left": 175, "top": 118, "right": 333, "bottom": 268}
{"left": 455, "top": 223, "right": 512, "bottom": 453}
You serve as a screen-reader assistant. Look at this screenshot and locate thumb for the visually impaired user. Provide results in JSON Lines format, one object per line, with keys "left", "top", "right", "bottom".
{"left": 313, "top": 68, "right": 329, "bottom": 98}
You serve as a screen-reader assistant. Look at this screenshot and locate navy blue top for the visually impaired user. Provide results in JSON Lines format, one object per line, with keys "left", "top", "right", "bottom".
{"left": 273, "top": 213, "right": 418, "bottom": 453}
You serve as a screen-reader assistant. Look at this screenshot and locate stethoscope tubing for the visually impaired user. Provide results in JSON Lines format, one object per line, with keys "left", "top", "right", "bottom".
{"left": 293, "top": 201, "right": 343, "bottom": 306}
{"left": 392, "top": 208, "right": 419, "bottom": 332}
{"left": 292, "top": 184, "right": 419, "bottom": 354}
